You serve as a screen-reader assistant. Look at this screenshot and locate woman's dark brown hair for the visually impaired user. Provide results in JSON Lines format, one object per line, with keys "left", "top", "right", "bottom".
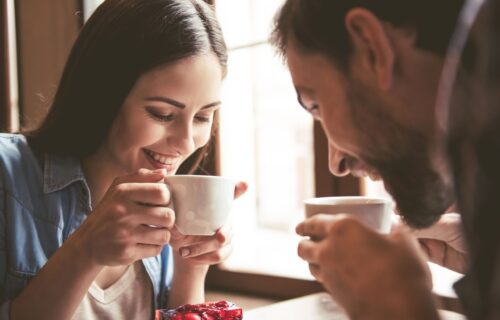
{"left": 27, "top": 0, "right": 227, "bottom": 173}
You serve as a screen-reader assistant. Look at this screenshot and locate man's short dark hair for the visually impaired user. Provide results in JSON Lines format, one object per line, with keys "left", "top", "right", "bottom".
{"left": 271, "top": 0, "right": 464, "bottom": 70}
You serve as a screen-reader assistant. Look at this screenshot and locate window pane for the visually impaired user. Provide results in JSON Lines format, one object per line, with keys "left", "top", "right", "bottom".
{"left": 82, "top": 0, "right": 103, "bottom": 21}
{"left": 216, "top": 0, "right": 285, "bottom": 48}
{"left": 219, "top": 43, "right": 315, "bottom": 233}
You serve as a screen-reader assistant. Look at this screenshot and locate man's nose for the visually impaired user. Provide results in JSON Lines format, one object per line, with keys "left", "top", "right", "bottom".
{"left": 328, "top": 144, "right": 350, "bottom": 177}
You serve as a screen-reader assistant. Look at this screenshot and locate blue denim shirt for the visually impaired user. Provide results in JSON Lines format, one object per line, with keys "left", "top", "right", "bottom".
{"left": 0, "top": 133, "right": 172, "bottom": 318}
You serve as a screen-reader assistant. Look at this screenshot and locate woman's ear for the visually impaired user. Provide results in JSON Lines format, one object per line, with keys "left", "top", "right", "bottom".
{"left": 344, "top": 8, "right": 395, "bottom": 91}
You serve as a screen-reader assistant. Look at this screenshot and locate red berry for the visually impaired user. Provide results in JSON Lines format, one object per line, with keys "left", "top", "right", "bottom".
{"left": 183, "top": 312, "right": 202, "bottom": 320}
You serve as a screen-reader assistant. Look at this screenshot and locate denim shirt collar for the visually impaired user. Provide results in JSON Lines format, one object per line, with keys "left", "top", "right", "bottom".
{"left": 43, "top": 154, "right": 86, "bottom": 194}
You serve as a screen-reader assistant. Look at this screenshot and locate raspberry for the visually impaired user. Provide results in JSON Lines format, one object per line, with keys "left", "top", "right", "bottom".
{"left": 155, "top": 300, "right": 243, "bottom": 320}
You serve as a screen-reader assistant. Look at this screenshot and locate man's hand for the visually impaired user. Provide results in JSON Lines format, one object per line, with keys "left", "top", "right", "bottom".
{"left": 296, "top": 214, "right": 439, "bottom": 320}
{"left": 394, "top": 213, "right": 467, "bottom": 273}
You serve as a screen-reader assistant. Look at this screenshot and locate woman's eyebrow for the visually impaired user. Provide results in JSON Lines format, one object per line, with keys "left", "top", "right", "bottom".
{"left": 201, "top": 101, "right": 222, "bottom": 109}
{"left": 145, "top": 96, "right": 221, "bottom": 109}
{"left": 145, "top": 96, "right": 185, "bottom": 108}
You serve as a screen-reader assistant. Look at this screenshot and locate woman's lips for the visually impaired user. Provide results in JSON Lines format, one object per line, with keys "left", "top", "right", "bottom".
{"left": 143, "top": 149, "right": 179, "bottom": 172}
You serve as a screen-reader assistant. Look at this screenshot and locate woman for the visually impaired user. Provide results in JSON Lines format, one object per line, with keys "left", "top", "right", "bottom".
{"left": 0, "top": 0, "right": 245, "bottom": 318}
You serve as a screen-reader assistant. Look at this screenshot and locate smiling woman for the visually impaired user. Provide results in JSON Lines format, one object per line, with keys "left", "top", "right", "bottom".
{"left": 89, "top": 54, "right": 223, "bottom": 179}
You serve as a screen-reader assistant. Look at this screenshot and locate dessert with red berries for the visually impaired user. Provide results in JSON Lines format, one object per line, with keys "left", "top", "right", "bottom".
{"left": 155, "top": 300, "right": 243, "bottom": 320}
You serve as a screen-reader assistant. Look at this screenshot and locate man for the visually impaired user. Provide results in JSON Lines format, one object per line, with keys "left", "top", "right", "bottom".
{"left": 271, "top": 0, "right": 492, "bottom": 319}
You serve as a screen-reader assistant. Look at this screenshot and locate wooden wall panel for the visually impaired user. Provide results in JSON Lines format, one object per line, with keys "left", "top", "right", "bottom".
{"left": 15, "top": 0, "right": 82, "bottom": 131}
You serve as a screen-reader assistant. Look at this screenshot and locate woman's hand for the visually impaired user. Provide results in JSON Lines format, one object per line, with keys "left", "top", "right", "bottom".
{"left": 166, "top": 181, "right": 247, "bottom": 307}
{"left": 73, "top": 169, "right": 175, "bottom": 267}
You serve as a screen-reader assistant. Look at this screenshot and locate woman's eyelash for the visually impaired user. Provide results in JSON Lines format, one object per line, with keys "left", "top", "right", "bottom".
{"left": 147, "top": 109, "right": 175, "bottom": 122}
{"left": 146, "top": 107, "right": 213, "bottom": 123}
{"left": 195, "top": 115, "right": 211, "bottom": 123}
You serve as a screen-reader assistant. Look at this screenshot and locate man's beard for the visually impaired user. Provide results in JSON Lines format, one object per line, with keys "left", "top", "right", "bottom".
{"left": 346, "top": 81, "right": 454, "bottom": 228}
{"left": 368, "top": 153, "right": 454, "bottom": 228}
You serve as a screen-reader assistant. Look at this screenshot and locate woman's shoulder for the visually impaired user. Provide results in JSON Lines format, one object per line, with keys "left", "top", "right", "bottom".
{"left": 0, "top": 133, "right": 30, "bottom": 158}
{"left": 0, "top": 133, "right": 38, "bottom": 183}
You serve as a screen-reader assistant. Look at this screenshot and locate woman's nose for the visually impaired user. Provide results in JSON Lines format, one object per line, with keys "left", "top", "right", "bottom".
{"left": 328, "top": 144, "right": 350, "bottom": 177}
{"left": 167, "top": 119, "right": 195, "bottom": 154}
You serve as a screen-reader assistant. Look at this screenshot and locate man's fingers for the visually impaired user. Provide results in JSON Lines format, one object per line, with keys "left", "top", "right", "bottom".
{"left": 297, "top": 239, "right": 320, "bottom": 263}
{"left": 296, "top": 216, "right": 329, "bottom": 238}
{"left": 296, "top": 214, "right": 347, "bottom": 238}
{"left": 308, "top": 263, "right": 322, "bottom": 282}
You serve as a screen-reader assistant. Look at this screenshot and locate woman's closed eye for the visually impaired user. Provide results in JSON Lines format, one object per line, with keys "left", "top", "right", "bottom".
{"left": 146, "top": 106, "right": 215, "bottom": 123}
{"left": 146, "top": 107, "right": 176, "bottom": 122}
{"left": 194, "top": 112, "right": 215, "bottom": 123}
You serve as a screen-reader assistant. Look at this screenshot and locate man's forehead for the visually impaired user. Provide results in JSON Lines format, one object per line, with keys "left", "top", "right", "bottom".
{"left": 286, "top": 46, "right": 337, "bottom": 90}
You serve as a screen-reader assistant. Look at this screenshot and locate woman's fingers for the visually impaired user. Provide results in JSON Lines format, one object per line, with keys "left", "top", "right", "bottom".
{"left": 178, "top": 229, "right": 231, "bottom": 257}
{"left": 118, "top": 182, "right": 170, "bottom": 206}
{"left": 134, "top": 243, "right": 164, "bottom": 260}
{"left": 234, "top": 181, "right": 248, "bottom": 199}
{"left": 136, "top": 224, "right": 172, "bottom": 246}
{"left": 131, "top": 204, "right": 175, "bottom": 229}
{"left": 184, "top": 243, "right": 234, "bottom": 265}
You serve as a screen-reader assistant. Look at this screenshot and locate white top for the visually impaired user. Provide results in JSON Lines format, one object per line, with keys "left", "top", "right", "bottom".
{"left": 72, "top": 261, "right": 154, "bottom": 320}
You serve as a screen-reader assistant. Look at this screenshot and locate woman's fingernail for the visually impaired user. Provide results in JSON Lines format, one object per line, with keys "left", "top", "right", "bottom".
{"left": 180, "top": 248, "right": 190, "bottom": 257}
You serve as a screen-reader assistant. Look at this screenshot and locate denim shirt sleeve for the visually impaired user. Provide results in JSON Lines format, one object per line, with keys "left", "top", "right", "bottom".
{"left": 0, "top": 171, "right": 11, "bottom": 319}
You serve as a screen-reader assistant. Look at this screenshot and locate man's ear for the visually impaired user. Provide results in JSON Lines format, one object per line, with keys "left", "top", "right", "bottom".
{"left": 345, "top": 8, "right": 395, "bottom": 91}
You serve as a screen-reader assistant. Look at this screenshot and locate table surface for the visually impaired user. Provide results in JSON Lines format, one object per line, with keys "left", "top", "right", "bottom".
{"left": 245, "top": 292, "right": 466, "bottom": 320}
{"left": 243, "top": 261, "right": 464, "bottom": 319}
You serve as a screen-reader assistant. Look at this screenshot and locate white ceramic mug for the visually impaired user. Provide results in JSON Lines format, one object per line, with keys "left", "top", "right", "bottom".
{"left": 303, "top": 196, "right": 393, "bottom": 234}
{"left": 164, "top": 175, "right": 236, "bottom": 236}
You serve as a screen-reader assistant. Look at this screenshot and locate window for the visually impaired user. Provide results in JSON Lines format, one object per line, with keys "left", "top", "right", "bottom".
{"left": 1, "top": 0, "right": 19, "bottom": 132}
{"left": 83, "top": 0, "right": 102, "bottom": 21}
{"left": 215, "top": 0, "right": 317, "bottom": 280}
{"left": 215, "top": 1, "right": 394, "bottom": 283}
